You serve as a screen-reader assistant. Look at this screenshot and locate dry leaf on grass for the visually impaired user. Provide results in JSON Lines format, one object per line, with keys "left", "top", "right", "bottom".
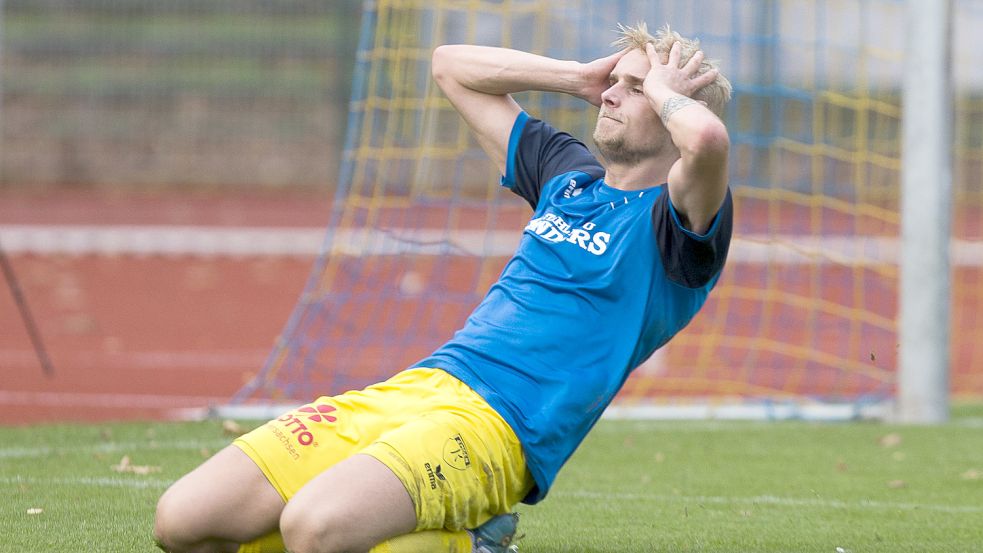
{"left": 886, "top": 479, "right": 906, "bottom": 489}
{"left": 878, "top": 433, "right": 902, "bottom": 448}
{"left": 111, "top": 455, "right": 161, "bottom": 475}
{"left": 222, "top": 419, "right": 245, "bottom": 436}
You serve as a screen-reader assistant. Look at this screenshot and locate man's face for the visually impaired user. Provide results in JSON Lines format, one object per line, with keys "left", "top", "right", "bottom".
{"left": 592, "top": 49, "right": 669, "bottom": 165}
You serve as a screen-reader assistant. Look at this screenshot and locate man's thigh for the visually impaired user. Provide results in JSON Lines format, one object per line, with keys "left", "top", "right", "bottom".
{"left": 155, "top": 383, "right": 393, "bottom": 550}
{"left": 155, "top": 445, "right": 284, "bottom": 546}
{"left": 279, "top": 453, "right": 417, "bottom": 552}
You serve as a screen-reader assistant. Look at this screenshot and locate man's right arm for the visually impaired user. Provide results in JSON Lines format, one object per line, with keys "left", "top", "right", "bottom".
{"left": 431, "top": 45, "right": 622, "bottom": 176}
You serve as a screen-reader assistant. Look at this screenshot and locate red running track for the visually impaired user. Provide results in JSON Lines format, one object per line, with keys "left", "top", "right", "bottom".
{"left": 0, "top": 190, "right": 325, "bottom": 424}
{"left": 1, "top": 190, "right": 980, "bottom": 424}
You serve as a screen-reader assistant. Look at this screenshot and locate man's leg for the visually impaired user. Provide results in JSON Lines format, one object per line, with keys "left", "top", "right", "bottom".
{"left": 279, "top": 453, "right": 418, "bottom": 553}
{"left": 277, "top": 447, "right": 520, "bottom": 553}
{"left": 154, "top": 446, "right": 285, "bottom": 553}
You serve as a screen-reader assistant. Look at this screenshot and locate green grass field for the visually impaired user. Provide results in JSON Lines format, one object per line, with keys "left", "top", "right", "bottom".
{"left": 2, "top": 407, "right": 982, "bottom": 552}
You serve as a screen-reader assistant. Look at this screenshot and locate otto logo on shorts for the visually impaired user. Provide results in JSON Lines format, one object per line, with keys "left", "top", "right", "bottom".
{"left": 274, "top": 403, "right": 337, "bottom": 448}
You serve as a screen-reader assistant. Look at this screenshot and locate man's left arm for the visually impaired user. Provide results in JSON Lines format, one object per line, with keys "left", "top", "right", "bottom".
{"left": 643, "top": 42, "right": 729, "bottom": 236}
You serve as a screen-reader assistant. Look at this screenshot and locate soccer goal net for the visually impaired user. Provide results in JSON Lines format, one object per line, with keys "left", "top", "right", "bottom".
{"left": 229, "top": 0, "right": 983, "bottom": 419}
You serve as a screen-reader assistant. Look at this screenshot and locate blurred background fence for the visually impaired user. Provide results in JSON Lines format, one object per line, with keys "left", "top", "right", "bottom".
{"left": 0, "top": 0, "right": 360, "bottom": 190}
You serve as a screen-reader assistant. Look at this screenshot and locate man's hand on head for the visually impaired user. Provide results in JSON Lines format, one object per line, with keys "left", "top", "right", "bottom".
{"left": 576, "top": 48, "right": 629, "bottom": 106}
{"left": 642, "top": 41, "right": 718, "bottom": 104}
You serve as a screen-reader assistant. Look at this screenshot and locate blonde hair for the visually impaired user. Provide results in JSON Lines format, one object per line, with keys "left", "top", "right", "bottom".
{"left": 612, "top": 22, "right": 732, "bottom": 117}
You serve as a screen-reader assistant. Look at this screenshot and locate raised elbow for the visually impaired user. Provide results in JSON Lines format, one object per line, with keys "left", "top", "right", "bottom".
{"left": 431, "top": 44, "right": 461, "bottom": 84}
{"left": 685, "top": 118, "right": 729, "bottom": 162}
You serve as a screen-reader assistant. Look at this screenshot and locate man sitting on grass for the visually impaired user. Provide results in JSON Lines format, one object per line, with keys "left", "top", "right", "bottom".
{"left": 154, "top": 21, "right": 732, "bottom": 553}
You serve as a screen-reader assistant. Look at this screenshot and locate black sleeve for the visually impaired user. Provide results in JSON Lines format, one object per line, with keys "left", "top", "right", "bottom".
{"left": 504, "top": 114, "right": 604, "bottom": 209}
{"left": 652, "top": 188, "right": 733, "bottom": 288}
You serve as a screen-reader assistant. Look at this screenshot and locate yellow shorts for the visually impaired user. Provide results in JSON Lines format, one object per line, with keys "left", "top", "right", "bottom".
{"left": 233, "top": 367, "right": 534, "bottom": 532}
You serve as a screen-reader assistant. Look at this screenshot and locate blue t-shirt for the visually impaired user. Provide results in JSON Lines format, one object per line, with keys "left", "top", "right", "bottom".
{"left": 414, "top": 111, "right": 733, "bottom": 503}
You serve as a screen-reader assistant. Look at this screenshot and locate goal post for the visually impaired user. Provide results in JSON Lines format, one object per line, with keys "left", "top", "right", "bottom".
{"left": 897, "top": 0, "right": 953, "bottom": 423}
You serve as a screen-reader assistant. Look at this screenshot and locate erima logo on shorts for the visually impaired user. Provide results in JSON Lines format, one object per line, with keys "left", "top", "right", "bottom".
{"left": 424, "top": 462, "right": 446, "bottom": 490}
{"left": 274, "top": 403, "right": 337, "bottom": 450}
{"left": 525, "top": 211, "right": 610, "bottom": 255}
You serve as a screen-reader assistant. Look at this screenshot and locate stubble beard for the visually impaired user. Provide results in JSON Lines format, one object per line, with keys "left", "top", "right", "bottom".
{"left": 592, "top": 119, "right": 658, "bottom": 166}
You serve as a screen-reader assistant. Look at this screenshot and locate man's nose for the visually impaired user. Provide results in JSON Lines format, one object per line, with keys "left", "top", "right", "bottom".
{"left": 601, "top": 86, "right": 619, "bottom": 107}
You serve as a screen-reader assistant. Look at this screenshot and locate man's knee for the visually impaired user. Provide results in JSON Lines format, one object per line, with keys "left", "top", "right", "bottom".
{"left": 280, "top": 501, "right": 370, "bottom": 553}
{"left": 154, "top": 488, "right": 197, "bottom": 552}
{"left": 154, "top": 489, "right": 183, "bottom": 551}
{"left": 154, "top": 487, "right": 237, "bottom": 553}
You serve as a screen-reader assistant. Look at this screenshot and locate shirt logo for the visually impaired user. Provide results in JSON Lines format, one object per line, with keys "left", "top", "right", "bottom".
{"left": 563, "top": 178, "right": 583, "bottom": 198}
{"left": 524, "top": 212, "right": 610, "bottom": 256}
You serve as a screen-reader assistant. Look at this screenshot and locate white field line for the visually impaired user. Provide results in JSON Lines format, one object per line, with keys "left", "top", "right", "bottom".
{"left": 0, "top": 225, "right": 325, "bottom": 257}
{"left": 0, "top": 438, "right": 231, "bottom": 460}
{"left": 0, "top": 390, "right": 228, "bottom": 409}
{"left": 555, "top": 489, "right": 983, "bottom": 514}
{"left": 2, "top": 224, "right": 982, "bottom": 266}
{"left": 1, "top": 472, "right": 979, "bottom": 516}
{"left": 0, "top": 475, "right": 174, "bottom": 489}
{"left": 0, "top": 349, "right": 268, "bottom": 371}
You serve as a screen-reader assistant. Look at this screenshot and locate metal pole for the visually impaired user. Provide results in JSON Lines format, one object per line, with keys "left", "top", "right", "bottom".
{"left": 898, "top": 0, "right": 953, "bottom": 423}
{"left": 0, "top": 240, "right": 56, "bottom": 377}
